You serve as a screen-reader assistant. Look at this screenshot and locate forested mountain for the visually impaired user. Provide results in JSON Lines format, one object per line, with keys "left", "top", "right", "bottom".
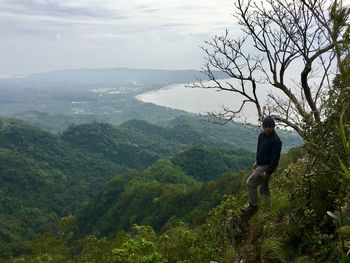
{"left": 3, "top": 145, "right": 302, "bottom": 263}
{"left": 164, "top": 115, "right": 302, "bottom": 151}
{"left": 0, "top": 118, "right": 127, "bottom": 245}
{"left": 0, "top": 110, "right": 305, "bottom": 261}
{"left": 0, "top": 116, "right": 268, "bottom": 256}
{"left": 75, "top": 146, "right": 256, "bottom": 238}
{"left": 75, "top": 168, "right": 245, "bottom": 238}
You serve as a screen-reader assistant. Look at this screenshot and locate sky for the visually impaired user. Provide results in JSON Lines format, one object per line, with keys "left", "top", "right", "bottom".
{"left": 0, "top": 0, "right": 238, "bottom": 76}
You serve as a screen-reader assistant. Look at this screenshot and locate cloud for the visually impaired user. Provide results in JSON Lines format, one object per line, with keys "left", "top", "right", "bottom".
{"left": 0, "top": 0, "right": 235, "bottom": 34}
{"left": 0, "top": 0, "right": 239, "bottom": 75}
{"left": 82, "top": 33, "right": 131, "bottom": 40}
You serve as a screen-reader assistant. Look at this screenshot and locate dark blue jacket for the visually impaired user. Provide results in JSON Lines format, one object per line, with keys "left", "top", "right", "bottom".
{"left": 256, "top": 130, "right": 282, "bottom": 175}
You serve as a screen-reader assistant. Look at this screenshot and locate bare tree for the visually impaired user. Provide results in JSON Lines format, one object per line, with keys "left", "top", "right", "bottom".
{"left": 189, "top": 0, "right": 350, "bottom": 138}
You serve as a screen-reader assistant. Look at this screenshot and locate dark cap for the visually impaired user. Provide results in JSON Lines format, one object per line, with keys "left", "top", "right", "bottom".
{"left": 262, "top": 116, "right": 275, "bottom": 128}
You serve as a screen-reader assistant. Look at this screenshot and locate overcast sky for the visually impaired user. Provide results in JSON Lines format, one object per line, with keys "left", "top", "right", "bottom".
{"left": 0, "top": 0, "right": 239, "bottom": 76}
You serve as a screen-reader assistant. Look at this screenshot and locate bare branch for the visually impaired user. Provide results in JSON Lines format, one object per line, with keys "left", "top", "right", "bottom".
{"left": 195, "top": 0, "right": 349, "bottom": 137}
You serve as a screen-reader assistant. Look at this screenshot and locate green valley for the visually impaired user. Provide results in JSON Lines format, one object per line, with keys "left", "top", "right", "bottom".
{"left": 0, "top": 114, "right": 301, "bottom": 260}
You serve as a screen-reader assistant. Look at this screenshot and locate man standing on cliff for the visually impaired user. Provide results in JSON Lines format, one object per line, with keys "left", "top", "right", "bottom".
{"left": 241, "top": 116, "right": 282, "bottom": 216}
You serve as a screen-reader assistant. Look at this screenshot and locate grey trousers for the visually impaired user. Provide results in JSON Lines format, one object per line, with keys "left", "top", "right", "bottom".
{"left": 246, "top": 165, "right": 270, "bottom": 206}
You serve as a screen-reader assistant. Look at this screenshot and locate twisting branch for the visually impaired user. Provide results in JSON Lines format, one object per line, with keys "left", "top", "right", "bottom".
{"left": 189, "top": 0, "right": 350, "bottom": 137}
{"left": 187, "top": 32, "right": 263, "bottom": 122}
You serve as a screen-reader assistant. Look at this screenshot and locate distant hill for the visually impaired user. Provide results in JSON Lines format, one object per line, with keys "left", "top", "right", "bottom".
{"left": 163, "top": 115, "right": 302, "bottom": 152}
{"left": 0, "top": 68, "right": 228, "bottom": 132}
{"left": 0, "top": 68, "right": 225, "bottom": 90}
{"left": 171, "top": 146, "right": 253, "bottom": 181}
{"left": 61, "top": 121, "right": 180, "bottom": 170}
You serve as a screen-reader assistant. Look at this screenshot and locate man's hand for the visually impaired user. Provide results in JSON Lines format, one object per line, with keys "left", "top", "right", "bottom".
{"left": 253, "top": 162, "right": 257, "bottom": 170}
{"left": 260, "top": 171, "right": 270, "bottom": 181}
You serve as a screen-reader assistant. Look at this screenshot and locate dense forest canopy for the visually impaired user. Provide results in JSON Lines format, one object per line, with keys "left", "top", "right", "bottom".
{"left": 0, "top": 115, "right": 301, "bottom": 261}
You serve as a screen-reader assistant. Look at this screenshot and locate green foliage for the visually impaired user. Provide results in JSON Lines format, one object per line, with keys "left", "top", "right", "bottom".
{"left": 339, "top": 111, "right": 350, "bottom": 179}
{"left": 157, "top": 222, "right": 197, "bottom": 262}
{"left": 157, "top": 222, "right": 218, "bottom": 263}
{"left": 76, "top": 169, "right": 246, "bottom": 238}
{"left": 293, "top": 256, "right": 315, "bottom": 263}
{"left": 142, "top": 160, "right": 195, "bottom": 185}
{"left": 61, "top": 119, "right": 261, "bottom": 171}
{"left": 260, "top": 237, "right": 287, "bottom": 262}
{"left": 111, "top": 237, "right": 165, "bottom": 263}
{"left": 171, "top": 146, "right": 254, "bottom": 181}
{"left": 61, "top": 121, "right": 166, "bottom": 170}
{"left": 109, "top": 226, "right": 163, "bottom": 263}
{"left": 204, "top": 194, "right": 245, "bottom": 261}
{"left": 166, "top": 115, "right": 302, "bottom": 152}
{"left": 333, "top": 111, "right": 350, "bottom": 257}
{"left": 0, "top": 120, "right": 129, "bottom": 258}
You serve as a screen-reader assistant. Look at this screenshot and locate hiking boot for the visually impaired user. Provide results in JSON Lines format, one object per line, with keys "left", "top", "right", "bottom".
{"left": 240, "top": 204, "right": 258, "bottom": 216}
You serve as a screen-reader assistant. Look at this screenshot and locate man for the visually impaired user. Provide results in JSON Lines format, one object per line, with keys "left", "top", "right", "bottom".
{"left": 241, "top": 115, "right": 282, "bottom": 216}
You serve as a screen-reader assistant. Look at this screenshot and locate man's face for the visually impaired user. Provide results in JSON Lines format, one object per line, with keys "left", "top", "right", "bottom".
{"left": 263, "top": 126, "right": 274, "bottom": 135}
